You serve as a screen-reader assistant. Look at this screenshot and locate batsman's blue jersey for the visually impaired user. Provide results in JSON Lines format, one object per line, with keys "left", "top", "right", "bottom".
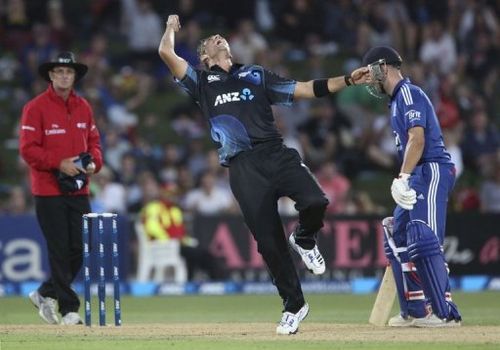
{"left": 390, "top": 78, "right": 452, "bottom": 165}
{"left": 390, "top": 78, "right": 455, "bottom": 241}
{"left": 175, "top": 63, "right": 296, "bottom": 166}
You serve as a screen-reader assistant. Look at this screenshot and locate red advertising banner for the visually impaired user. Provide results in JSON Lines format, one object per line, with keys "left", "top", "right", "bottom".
{"left": 191, "top": 214, "right": 499, "bottom": 278}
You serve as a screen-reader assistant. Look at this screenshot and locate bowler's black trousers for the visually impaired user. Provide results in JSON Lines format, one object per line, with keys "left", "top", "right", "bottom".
{"left": 229, "top": 142, "right": 328, "bottom": 313}
{"left": 34, "top": 195, "right": 91, "bottom": 316}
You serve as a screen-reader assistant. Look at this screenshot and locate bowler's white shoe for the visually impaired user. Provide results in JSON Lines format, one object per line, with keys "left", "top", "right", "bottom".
{"left": 276, "top": 303, "right": 310, "bottom": 335}
{"left": 289, "top": 234, "right": 325, "bottom": 275}
{"left": 412, "top": 314, "right": 461, "bottom": 328}
{"left": 388, "top": 314, "right": 414, "bottom": 327}
{"left": 29, "top": 291, "right": 59, "bottom": 325}
{"left": 61, "top": 312, "right": 83, "bottom": 325}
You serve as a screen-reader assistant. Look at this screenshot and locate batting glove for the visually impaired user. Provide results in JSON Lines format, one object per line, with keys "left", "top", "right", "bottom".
{"left": 391, "top": 173, "right": 417, "bottom": 210}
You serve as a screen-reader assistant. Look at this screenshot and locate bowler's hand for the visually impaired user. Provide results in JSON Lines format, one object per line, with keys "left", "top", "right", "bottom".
{"left": 391, "top": 173, "right": 416, "bottom": 210}
{"left": 350, "top": 67, "right": 372, "bottom": 85}
{"left": 166, "top": 14, "right": 181, "bottom": 32}
{"left": 59, "top": 157, "right": 86, "bottom": 176}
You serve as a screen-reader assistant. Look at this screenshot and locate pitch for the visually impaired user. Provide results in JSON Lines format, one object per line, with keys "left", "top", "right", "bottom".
{"left": 1, "top": 293, "right": 499, "bottom": 349}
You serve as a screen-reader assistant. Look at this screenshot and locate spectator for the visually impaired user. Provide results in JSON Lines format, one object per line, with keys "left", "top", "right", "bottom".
{"left": 364, "top": 114, "right": 398, "bottom": 172}
{"left": 443, "top": 127, "right": 464, "bottom": 180}
{"left": 2, "top": 185, "right": 31, "bottom": 215}
{"left": 461, "top": 108, "right": 499, "bottom": 175}
{"left": 275, "top": 0, "right": 323, "bottom": 46}
{"left": 0, "top": 0, "right": 499, "bottom": 220}
{"left": 275, "top": 113, "right": 303, "bottom": 157}
{"left": 356, "top": 1, "right": 394, "bottom": 55}
{"left": 20, "top": 23, "right": 58, "bottom": 88}
{"left": 183, "top": 171, "right": 236, "bottom": 215}
{"left": 121, "top": 0, "right": 162, "bottom": 69}
{"left": 323, "top": 0, "right": 360, "bottom": 52}
{"left": 92, "top": 165, "right": 127, "bottom": 214}
{"left": 46, "top": 0, "right": 72, "bottom": 49}
{"left": 139, "top": 178, "right": 227, "bottom": 281}
{"left": 316, "top": 161, "right": 351, "bottom": 214}
{"left": 480, "top": 162, "right": 500, "bottom": 213}
{"left": 2, "top": 0, "right": 32, "bottom": 52}
{"left": 81, "top": 33, "right": 110, "bottom": 76}
{"left": 344, "top": 190, "right": 384, "bottom": 215}
{"left": 229, "top": 19, "right": 268, "bottom": 65}
{"left": 297, "top": 99, "right": 337, "bottom": 170}
{"left": 419, "top": 20, "right": 457, "bottom": 74}
{"left": 186, "top": 138, "right": 208, "bottom": 180}
{"left": 102, "top": 128, "right": 132, "bottom": 173}
{"left": 159, "top": 143, "right": 181, "bottom": 184}
{"left": 174, "top": 19, "right": 202, "bottom": 67}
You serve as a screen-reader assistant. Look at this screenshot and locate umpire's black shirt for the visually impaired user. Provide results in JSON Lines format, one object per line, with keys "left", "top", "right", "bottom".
{"left": 176, "top": 63, "right": 296, "bottom": 166}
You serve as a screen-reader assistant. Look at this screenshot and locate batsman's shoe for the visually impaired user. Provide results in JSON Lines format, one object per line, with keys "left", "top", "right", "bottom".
{"left": 61, "top": 312, "right": 83, "bottom": 325}
{"left": 29, "top": 291, "right": 59, "bottom": 325}
{"left": 276, "top": 303, "right": 310, "bottom": 335}
{"left": 289, "top": 234, "right": 325, "bottom": 275}
{"left": 412, "top": 314, "right": 461, "bottom": 328}
{"left": 388, "top": 314, "right": 414, "bottom": 327}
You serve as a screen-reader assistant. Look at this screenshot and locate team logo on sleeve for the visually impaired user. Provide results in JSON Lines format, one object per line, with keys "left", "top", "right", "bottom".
{"left": 405, "top": 109, "right": 422, "bottom": 122}
{"left": 237, "top": 70, "right": 261, "bottom": 85}
{"left": 214, "top": 89, "right": 254, "bottom": 106}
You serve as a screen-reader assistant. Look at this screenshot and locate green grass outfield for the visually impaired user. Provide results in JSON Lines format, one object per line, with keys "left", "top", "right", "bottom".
{"left": 1, "top": 292, "right": 499, "bottom": 349}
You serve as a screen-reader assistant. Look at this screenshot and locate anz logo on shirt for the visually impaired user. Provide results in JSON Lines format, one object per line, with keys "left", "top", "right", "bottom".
{"left": 214, "top": 88, "right": 254, "bottom": 106}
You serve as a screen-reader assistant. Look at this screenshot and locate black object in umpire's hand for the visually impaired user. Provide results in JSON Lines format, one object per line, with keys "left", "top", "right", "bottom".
{"left": 55, "top": 152, "right": 93, "bottom": 193}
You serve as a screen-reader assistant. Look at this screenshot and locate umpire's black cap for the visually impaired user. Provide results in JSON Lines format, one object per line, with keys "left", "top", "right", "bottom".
{"left": 362, "top": 46, "right": 403, "bottom": 67}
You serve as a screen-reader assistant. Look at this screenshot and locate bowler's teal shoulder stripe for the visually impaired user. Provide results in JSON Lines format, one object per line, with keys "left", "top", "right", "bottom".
{"left": 175, "top": 65, "right": 198, "bottom": 86}
{"left": 268, "top": 81, "right": 296, "bottom": 106}
{"left": 185, "top": 65, "right": 198, "bottom": 84}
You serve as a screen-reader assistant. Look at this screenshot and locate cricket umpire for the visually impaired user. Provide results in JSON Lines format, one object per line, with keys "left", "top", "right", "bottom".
{"left": 159, "top": 15, "right": 370, "bottom": 334}
{"left": 19, "top": 52, "right": 103, "bottom": 325}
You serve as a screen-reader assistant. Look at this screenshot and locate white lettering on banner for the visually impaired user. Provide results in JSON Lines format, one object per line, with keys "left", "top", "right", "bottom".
{"left": 45, "top": 129, "right": 66, "bottom": 135}
{"left": 0, "top": 239, "right": 46, "bottom": 281}
{"left": 488, "top": 278, "right": 500, "bottom": 291}
{"left": 443, "top": 237, "right": 474, "bottom": 264}
{"left": 21, "top": 125, "right": 35, "bottom": 131}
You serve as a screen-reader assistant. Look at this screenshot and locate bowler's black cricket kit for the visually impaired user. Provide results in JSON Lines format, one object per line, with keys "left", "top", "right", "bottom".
{"left": 177, "top": 63, "right": 328, "bottom": 312}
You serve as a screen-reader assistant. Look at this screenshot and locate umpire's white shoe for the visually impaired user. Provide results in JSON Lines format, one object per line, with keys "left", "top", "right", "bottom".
{"left": 61, "top": 312, "right": 83, "bottom": 325}
{"left": 388, "top": 314, "right": 414, "bottom": 327}
{"left": 29, "top": 291, "right": 59, "bottom": 325}
{"left": 289, "top": 234, "right": 325, "bottom": 275}
{"left": 276, "top": 303, "right": 310, "bottom": 335}
{"left": 412, "top": 314, "right": 461, "bottom": 328}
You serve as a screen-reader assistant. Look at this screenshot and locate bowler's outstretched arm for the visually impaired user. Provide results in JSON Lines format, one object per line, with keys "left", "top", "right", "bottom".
{"left": 158, "top": 14, "right": 188, "bottom": 80}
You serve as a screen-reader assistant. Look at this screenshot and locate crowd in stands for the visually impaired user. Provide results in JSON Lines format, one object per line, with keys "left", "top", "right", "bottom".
{"left": 0, "top": 0, "right": 499, "bottom": 219}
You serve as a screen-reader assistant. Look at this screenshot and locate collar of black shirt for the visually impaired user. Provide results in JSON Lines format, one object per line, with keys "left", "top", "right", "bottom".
{"left": 210, "top": 63, "right": 244, "bottom": 74}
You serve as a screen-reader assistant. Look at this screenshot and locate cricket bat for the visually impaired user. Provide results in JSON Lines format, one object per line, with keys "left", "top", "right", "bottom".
{"left": 368, "top": 266, "right": 397, "bottom": 326}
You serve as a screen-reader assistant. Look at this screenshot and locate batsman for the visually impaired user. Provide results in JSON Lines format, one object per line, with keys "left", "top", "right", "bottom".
{"left": 363, "top": 47, "right": 462, "bottom": 327}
